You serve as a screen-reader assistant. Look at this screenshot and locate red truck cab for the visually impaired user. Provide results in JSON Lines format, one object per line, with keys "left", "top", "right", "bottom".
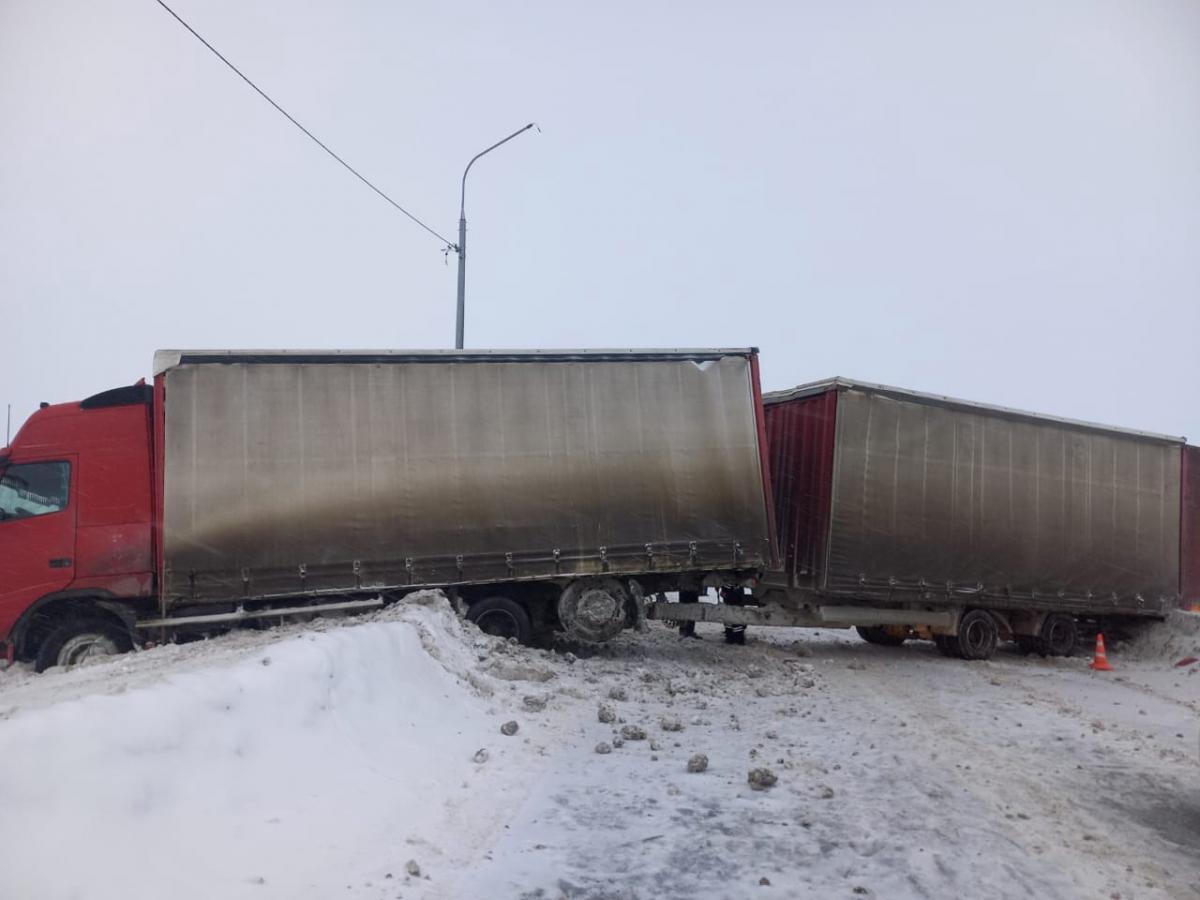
{"left": 0, "top": 385, "right": 155, "bottom": 668}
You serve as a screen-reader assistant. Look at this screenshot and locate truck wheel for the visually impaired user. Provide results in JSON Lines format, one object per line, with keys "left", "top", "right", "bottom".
{"left": 35, "top": 617, "right": 132, "bottom": 673}
{"left": 557, "top": 577, "right": 630, "bottom": 643}
{"left": 466, "top": 597, "right": 531, "bottom": 644}
{"left": 856, "top": 625, "right": 907, "bottom": 647}
{"left": 955, "top": 610, "right": 998, "bottom": 661}
{"left": 1039, "top": 613, "right": 1078, "bottom": 657}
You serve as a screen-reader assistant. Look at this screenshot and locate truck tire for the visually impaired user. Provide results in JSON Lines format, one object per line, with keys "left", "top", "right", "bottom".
{"left": 557, "top": 577, "right": 630, "bottom": 643}
{"left": 35, "top": 617, "right": 133, "bottom": 673}
{"left": 1039, "top": 613, "right": 1078, "bottom": 657}
{"left": 856, "top": 625, "right": 907, "bottom": 647}
{"left": 466, "top": 596, "right": 532, "bottom": 644}
{"left": 955, "top": 610, "right": 998, "bottom": 661}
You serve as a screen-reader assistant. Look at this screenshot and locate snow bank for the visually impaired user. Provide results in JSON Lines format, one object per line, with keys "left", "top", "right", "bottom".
{"left": 1120, "top": 609, "right": 1200, "bottom": 663}
{"left": 0, "top": 595, "right": 503, "bottom": 900}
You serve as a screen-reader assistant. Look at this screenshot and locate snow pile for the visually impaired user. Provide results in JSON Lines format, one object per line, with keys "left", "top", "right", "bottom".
{"left": 0, "top": 593, "right": 514, "bottom": 900}
{"left": 5, "top": 605, "right": 1198, "bottom": 899}
{"left": 1120, "top": 609, "right": 1200, "bottom": 663}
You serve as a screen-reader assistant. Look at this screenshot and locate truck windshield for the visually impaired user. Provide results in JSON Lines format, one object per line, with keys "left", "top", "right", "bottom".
{"left": 0, "top": 461, "right": 70, "bottom": 520}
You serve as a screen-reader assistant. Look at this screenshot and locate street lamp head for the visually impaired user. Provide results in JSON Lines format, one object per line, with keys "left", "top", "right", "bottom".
{"left": 460, "top": 121, "right": 539, "bottom": 217}
{"left": 455, "top": 120, "right": 539, "bottom": 350}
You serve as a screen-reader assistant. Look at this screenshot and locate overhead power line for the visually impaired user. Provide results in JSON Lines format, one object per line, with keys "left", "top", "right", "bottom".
{"left": 154, "top": 0, "right": 456, "bottom": 250}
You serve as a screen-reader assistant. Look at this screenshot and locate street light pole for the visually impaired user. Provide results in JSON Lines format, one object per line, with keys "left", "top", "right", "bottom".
{"left": 455, "top": 122, "right": 536, "bottom": 350}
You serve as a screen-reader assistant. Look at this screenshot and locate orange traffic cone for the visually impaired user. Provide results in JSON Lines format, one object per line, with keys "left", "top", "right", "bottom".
{"left": 1090, "top": 633, "right": 1113, "bottom": 672}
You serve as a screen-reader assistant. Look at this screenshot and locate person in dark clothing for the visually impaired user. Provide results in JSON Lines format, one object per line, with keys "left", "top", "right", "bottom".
{"left": 678, "top": 589, "right": 700, "bottom": 637}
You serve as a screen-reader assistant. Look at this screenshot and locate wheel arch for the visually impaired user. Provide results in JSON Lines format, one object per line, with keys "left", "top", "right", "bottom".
{"left": 11, "top": 590, "right": 135, "bottom": 661}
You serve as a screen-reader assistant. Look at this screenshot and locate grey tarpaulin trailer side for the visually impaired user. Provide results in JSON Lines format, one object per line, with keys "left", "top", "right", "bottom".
{"left": 649, "top": 376, "right": 1188, "bottom": 659}
{"left": 152, "top": 349, "right": 774, "bottom": 643}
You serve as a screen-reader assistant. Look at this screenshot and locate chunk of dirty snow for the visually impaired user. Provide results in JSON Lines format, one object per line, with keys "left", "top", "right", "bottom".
{"left": 500, "top": 721, "right": 519, "bottom": 736}
{"left": 485, "top": 662, "right": 554, "bottom": 682}
{"left": 405, "top": 860, "right": 421, "bottom": 877}
{"left": 620, "top": 724, "right": 647, "bottom": 741}
{"left": 660, "top": 715, "right": 684, "bottom": 732}
{"left": 404, "top": 589, "right": 446, "bottom": 606}
{"left": 687, "top": 753, "right": 709, "bottom": 773}
{"left": 748, "top": 768, "right": 778, "bottom": 791}
{"left": 598, "top": 704, "right": 616, "bottom": 724}
{"left": 595, "top": 742, "right": 612, "bottom": 755}
{"left": 473, "top": 748, "right": 490, "bottom": 764}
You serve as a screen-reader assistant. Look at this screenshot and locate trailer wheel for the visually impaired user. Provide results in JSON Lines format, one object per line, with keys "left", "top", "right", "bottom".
{"left": 1039, "top": 613, "right": 1078, "bottom": 657}
{"left": 35, "top": 617, "right": 132, "bottom": 673}
{"left": 557, "top": 577, "right": 630, "bottom": 643}
{"left": 955, "top": 610, "right": 998, "bottom": 661}
{"left": 856, "top": 625, "right": 908, "bottom": 647}
{"left": 466, "top": 597, "right": 531, "bottom": 644}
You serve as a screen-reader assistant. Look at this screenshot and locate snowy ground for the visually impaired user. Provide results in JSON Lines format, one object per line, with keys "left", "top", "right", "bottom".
{"left": 1, "top": 598, "right": 1197, "bottom": 900}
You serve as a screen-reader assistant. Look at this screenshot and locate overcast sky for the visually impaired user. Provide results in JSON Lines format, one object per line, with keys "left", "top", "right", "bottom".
{"left": 2, "top": 0, "right": 1197, "bottom": 442}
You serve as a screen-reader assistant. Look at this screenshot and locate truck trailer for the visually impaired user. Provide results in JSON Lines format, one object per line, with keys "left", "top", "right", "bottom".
{"left": 0, "top": 349, "right": 775, "bottom": 670}
{"left": 648, "top": 377, "right": 1200, "bottom": 658}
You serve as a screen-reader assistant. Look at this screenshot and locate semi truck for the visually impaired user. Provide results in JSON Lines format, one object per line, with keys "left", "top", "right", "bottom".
{"left": 648, "top": 377, "right": 1200, "bottom": 657}
{"left": 0, "top": 349, "right": 775, "bottom": 670}
{"left": 5, "top": 352, "right": 1196, "bottom": 671}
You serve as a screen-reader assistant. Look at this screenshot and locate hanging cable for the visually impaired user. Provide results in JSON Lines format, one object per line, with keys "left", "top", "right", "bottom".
{"left": 154, "top": 0, "right": 456, "bottom": 250}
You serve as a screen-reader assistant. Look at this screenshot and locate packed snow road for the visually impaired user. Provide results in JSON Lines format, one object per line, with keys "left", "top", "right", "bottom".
{"left": 0, "top": 596, "right": 1196, "bottom": 900}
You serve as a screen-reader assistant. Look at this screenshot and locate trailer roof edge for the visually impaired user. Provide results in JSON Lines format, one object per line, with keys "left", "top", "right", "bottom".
{"left": 765, "top": 376, "right": 1187, "bottom": 444}
{"left": 153, "top": 348, "right": 758, "bottom": 376}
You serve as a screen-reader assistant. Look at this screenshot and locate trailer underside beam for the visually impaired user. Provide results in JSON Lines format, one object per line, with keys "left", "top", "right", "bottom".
{"left": 644, "top": 600, "right": 956, "bottom": 631}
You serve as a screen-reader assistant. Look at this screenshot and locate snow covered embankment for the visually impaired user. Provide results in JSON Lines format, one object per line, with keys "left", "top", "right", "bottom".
{"left": 0, "top": 595, "right": 512, "bottom": 900}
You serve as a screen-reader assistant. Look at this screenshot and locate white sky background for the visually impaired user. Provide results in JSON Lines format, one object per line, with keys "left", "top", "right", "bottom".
{"left": 1, "top": 0, "right": 1197, "bottom": 440}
